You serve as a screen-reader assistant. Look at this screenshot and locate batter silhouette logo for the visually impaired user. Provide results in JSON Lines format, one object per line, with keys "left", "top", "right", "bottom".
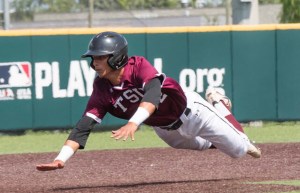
{"left": 0, "top": 62, "right": 32, "bottom": 88}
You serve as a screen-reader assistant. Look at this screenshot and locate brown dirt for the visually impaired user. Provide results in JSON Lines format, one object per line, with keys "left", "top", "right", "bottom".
{"left": 0, "top": 143, "right": 299, "bottom": 193}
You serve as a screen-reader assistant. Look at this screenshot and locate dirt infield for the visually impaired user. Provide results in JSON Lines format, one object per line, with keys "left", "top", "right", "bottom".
{"left": 0, "top": 143, "right": 299, "bottom": 193}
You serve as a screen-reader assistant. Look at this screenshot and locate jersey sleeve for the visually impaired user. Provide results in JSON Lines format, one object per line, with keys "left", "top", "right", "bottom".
{"left": 134, "top": 57, "right": 166, "bottom": 88}
{"left": 83, "top": 80, "right": 108, "bottom": 123}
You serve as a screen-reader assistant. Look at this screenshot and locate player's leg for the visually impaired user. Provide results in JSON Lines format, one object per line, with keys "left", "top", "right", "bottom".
{"left": 153, "top": 127, "right": 212, "bottom": 151}
{"left": 178, "top": 91, "right": 261, "bottom": 158}
{"left": 204, "top": 88, "right": 261, "bottom": 157}
{"left": 205, "top": 87, "right": 244, "bottom": 133}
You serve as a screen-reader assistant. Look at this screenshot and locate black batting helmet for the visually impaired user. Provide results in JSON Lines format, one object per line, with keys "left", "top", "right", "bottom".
{"left": 82, "top": 31, "right": 128, "bottom": 70}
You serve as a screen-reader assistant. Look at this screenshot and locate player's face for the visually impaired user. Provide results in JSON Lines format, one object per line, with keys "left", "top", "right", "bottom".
{"left": 92, "top": 55, "right": 112, "bottom": 78}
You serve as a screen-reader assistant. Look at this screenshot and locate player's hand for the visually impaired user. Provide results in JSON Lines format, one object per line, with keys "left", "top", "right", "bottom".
{"left": 36, "top": 160, "right": 65, "bottom": 171}
{"left": 111, "top": 122, "right": 138, "bottom": 141}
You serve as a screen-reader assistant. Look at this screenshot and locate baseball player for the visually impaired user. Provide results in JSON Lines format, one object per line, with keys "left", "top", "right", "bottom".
{"left": 36, "top": 31, "right": 261, "bottom": 171}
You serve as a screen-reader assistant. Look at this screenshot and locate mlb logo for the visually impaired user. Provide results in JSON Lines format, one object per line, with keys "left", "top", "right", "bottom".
{"left": 0, "top": 62, "right": 32, "bottom": 88}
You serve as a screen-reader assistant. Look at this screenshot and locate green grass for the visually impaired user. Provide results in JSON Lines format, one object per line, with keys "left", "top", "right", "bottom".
{"left": 0, "top": 127, "right": 168, "bottom": 155}
{"left": 260, "top": 180, "right": 300, "bottom": 186}
{"left": 0, "top": 121, "right": 299, "bottom": 155}
{"left": 244, "top": 122, "right": 300, "bottom": 143}
{"left": 247, "top": 180, "right": 300, "bottom": 193}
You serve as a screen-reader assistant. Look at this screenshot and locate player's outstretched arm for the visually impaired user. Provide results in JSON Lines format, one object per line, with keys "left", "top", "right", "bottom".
{"left": 36, "top": 140, "right": 79, "bottom": 171}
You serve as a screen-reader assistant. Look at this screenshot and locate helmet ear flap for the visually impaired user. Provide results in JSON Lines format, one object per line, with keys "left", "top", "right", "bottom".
{"left": 107, "top": 47, "right": 128, "bottom": 70}
{"left": 108, "top": 55, "right": 128, "bottom": 70}
{"left": 107, "top": 55, "right": 117, "bottom": 70}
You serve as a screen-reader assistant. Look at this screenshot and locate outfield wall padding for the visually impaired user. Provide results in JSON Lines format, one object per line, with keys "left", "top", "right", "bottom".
{"left": 0, "top": 25, "right": 299, "bottom": 130}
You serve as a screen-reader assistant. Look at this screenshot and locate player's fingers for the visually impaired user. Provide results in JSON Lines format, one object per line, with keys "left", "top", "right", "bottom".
{"left": 122, "top": 130, "right": 131, "bottom": 141}
{"left": 36, "top": 164, "right": 59, "bottom": 171}
{"left": 122, "top": 135, "right": 128, "bottom": 141}
{"left": 115, "top": 135, "right": 123, "bottom": 140}
{"left": 111, "top": 130, "right": 124, "bottom": 140}
{"left": 130, "top": 132, "right": 135, "bottom": 141}
{"left": 115, "top": 130, "right": 128, "bottom": 141}
{"left": 121, "top": 130, "right": 134, "bottom": 141}
{"left": 111, "top": 130, "right": 116, "bottom": 134}
{"left": 111, "top": 130, "right": 120, "bottom": 138}
{"left": 36, "top": 167, "right": 55, "bottom": 171}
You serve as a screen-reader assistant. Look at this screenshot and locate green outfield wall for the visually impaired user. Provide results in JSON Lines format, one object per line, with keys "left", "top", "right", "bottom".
{"left": 0, "top": 25, "right": 299, "bottom": 131}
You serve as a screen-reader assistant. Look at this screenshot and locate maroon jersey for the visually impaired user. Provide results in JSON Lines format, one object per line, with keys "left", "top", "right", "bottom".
{"left": 84, "top": 56, "right": 187, "bottom": 127}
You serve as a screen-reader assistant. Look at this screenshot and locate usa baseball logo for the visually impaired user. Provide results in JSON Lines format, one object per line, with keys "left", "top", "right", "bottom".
{"left": 0, "top": 62, "right": 32, "bottom": 88}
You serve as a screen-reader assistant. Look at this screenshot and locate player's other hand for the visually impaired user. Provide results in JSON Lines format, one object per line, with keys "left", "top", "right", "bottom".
{"left": 36, "top": 160, "right": 64, "bottom": 171}
{"left": 111, "top": 122, "right": 138, "bottom": 141}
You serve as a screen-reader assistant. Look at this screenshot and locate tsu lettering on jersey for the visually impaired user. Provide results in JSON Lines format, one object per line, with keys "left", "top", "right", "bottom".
{"left": 0, "top": 62, "right": 32, "bottom": 88}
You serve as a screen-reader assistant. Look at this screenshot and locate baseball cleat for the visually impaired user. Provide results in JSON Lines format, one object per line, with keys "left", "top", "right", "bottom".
{"left": 205, "top": 87, "right": 232, "bottom": 110}
{"left": 247, "top": 142, "right": 261, "bottom": 158}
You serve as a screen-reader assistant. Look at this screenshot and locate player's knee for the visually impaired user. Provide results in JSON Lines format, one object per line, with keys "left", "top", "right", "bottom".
{"left": 227, "top": 147, "right": 246, "bottom": 158}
